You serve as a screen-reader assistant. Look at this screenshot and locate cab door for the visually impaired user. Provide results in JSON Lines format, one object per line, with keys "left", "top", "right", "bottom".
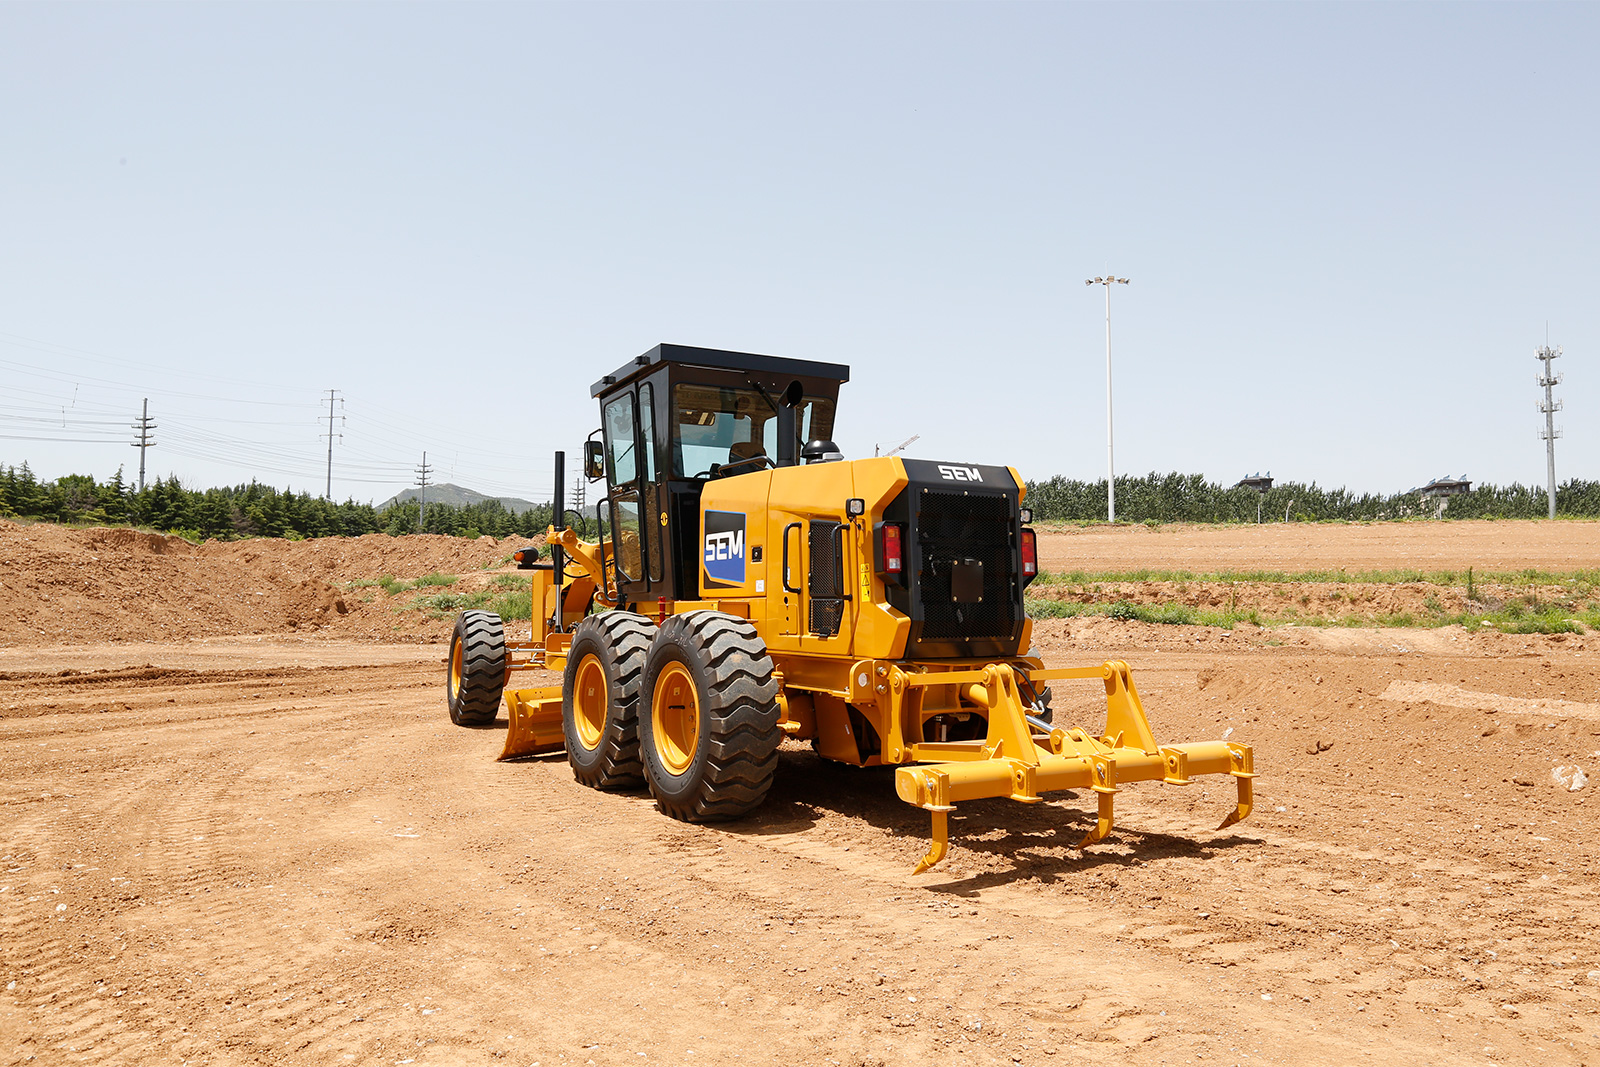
{"left": 602, "top": 390, "right": 647, "bottom": 599}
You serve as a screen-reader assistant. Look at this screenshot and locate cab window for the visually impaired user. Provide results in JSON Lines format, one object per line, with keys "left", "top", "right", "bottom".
{"left": 603, "top": 392, "right": 638, "bottom": 484}
{"left": 671, "top": 384, "right": 836, "bottom": 476}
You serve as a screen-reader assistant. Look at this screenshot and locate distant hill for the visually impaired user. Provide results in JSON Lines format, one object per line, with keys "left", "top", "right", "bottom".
{"left": 380, "top": 483, "right": 540, "bottom": 514}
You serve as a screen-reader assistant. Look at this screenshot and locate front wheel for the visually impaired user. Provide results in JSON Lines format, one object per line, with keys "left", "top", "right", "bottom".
{"left": 447, "top": 610, "right": 506, "bottom": 726}
{"left": 640, "top": 611, "right": 781, "bottom": 821}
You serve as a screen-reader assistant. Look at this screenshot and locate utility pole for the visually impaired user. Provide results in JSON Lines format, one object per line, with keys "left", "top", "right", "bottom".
{"left": 321, "top": 389, "right": 343, "bottom": 500}
{"left": 570, "top": 471, "right": 586, "bottom": 517}
{"left": 1085, "top": 275, "right": 1130, "bottom": 522}
{"left": 414, "top": 452, "right": 433, "bottom": 532}
{"left": 130, "top": 398, "right": 157, "bottom": 492}
{"left": 1537, "top": 343, "right": 1563, "bottom": 520}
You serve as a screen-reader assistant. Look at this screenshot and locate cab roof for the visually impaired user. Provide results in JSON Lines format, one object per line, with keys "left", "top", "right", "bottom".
{"left": 591, "top": 343, "right": 851, "bottom": 399}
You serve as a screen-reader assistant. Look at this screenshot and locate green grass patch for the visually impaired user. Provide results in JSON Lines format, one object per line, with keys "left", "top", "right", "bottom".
{"left": 414, "top": 572, "right": 458, "bottom": 587}
{"left": 411, "top": 590, "right": 492, "bottom": 619}
{"left": 487, "top": 589, "right": 533, "bottom": 621}
{"left": 1025, "top": 598, "right": 1262, "bottom": 629}
{"left": 1025, "top": 597, "right": 1596, "bottom": 635}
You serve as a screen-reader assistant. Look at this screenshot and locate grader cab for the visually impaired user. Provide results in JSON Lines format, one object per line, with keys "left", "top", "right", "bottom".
{"left": 446, "top": 343, "right": 1254, "bottom": 872}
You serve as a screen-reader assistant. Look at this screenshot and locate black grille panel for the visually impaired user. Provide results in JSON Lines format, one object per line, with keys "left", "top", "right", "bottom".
{"left": 808, "top": 520, "right": 845, "bottom": 636}
{"left": 915, "top": 490, "right": 1015, "bottom": 641}
{"left": 810, "top": 599, "right": 844, "bottom": 637}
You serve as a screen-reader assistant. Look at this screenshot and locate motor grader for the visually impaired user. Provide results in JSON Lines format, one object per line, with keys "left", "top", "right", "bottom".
{"left": 446, "top": 343, "right": 1254, "bottom": 871}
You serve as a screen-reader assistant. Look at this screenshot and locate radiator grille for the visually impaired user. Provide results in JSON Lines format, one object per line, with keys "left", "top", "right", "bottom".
{"left": 915, "top": 490, "right": 1015, "bottom": 640}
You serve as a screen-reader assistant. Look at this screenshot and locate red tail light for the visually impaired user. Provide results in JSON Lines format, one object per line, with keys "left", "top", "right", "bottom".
{"left": 1020, "top": 527, "right": 1038, "bottom": 581}
{"left": 875, "top": 522, "right": 905, "bottom": 585}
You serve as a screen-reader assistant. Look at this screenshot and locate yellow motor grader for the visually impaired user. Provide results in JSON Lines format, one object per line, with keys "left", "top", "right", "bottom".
{"left": 446, "top": 344, "right": 1254, "bottom": 871}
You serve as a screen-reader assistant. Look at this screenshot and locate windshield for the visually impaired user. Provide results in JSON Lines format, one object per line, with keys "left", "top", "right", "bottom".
{"left": 671, "top": 384, "right": 836, "bottom": 476}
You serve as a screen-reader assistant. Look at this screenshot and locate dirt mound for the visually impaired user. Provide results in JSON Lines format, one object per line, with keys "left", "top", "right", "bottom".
{"left": 81, "top": 527, "right": 195, "bottom": 556}
{"left": 0, "top": 521, "right": 529, "bottom": 646}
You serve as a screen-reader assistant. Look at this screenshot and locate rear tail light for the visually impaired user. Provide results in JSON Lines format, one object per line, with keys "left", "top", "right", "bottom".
{"left": 875, "top": 522, "right": 905, "bottom": 586}
{"left": 1020, "top": 527, "right": 1038, "bottom": 583}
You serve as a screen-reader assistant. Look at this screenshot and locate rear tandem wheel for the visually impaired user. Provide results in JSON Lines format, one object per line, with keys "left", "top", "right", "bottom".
{"left": 562, "top": 611, "right": 657, "bottom": 790}
{"left": 640, "top": 611, "right": 782, "bottom": 821}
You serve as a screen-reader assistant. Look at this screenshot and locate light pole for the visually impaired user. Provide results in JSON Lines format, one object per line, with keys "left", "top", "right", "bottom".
{"left": 1085, "top": 275, "right": 1129, "bottom": 522}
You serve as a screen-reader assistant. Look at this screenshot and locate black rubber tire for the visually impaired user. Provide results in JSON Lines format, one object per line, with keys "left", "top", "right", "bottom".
{"left": 447, "top": 610, "right": 506, "bottom": 726}
{"left": 640, "top": 611, "right": 781, "bottom": 821}
{"left": 562, "top": 611, "right": 656, "bottom": 790}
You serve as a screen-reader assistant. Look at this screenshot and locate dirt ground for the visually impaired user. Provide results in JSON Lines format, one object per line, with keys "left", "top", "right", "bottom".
{"left": 3, "top": 519, "right": 1600, "bottom": 1067}
{"left": 1034, "top": 518, "right": 1600, "bottom": 573}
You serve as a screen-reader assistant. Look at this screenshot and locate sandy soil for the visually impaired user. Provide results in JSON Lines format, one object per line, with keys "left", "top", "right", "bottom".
{"left": 1035, "top": 519, "right": 1600, "bottom": 573}
{"left": 3, "top": 521, "right": 1599, "bottom": 1066}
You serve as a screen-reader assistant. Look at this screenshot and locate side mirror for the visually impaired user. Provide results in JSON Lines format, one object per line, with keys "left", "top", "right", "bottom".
{"left": 583, "top": 439, "right": 604, "bottom": 481}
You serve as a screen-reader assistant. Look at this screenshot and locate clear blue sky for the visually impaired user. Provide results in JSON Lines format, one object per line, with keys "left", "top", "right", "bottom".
{"left": 3, "top": 3, "right": 1595, "bottom": 506}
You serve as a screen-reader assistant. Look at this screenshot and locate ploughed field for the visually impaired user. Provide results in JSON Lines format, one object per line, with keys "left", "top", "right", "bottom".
{"left": 2, "top": 518, "right": 1599, "bottom": 1066}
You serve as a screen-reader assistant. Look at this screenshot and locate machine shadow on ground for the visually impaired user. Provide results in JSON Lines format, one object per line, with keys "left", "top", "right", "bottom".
{"left": 714, "top": 744, "right": 1260, "bottom": 888}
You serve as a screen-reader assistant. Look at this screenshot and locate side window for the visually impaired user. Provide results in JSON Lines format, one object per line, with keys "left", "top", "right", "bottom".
{"left": 603, "top": 393, "right": 637, "bottom": 485}
{"left": 639, "top": 383, "right": 663, "bottom": 582}
{"left": 638, "top": 383, "right": 657, "bottom": 482}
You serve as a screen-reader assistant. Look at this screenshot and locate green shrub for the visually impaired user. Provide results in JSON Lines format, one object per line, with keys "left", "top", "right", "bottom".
{"left": 378, "top": 575, "right": 412, "bottom": 596}
{"left": 488, "top": 589, "right": 533, "bottom": 621}
{"left": 412, "top": 590, "right": 491, "bottom": 618}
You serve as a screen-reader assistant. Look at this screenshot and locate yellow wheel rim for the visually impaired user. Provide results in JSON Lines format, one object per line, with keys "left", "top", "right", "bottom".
{"left": 573, "top": 654, "right": 608, "bottom": 750}
{"left": 449, "top": 638, "right": 463, "bottom": 700}
{"left": 652, "top": 662, "right": 699, "bottom": 776}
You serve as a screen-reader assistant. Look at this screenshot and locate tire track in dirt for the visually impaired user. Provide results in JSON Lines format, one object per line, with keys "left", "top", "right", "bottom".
{"left": 1381, "top": 679, "right": 1600, "bottom": 721}
{"left": 1, "top": 685, "right": 412, "bottom": 1065}
{"left": 8, "top": 629, "right": 1600, "bottom": 1066}
{"left": 473, "top": 748, "right": 1422, "bottom": 1064}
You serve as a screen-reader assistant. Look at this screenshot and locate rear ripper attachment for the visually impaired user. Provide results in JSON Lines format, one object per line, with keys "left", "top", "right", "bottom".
{"left": 881, "top": 660, "right": 1255, "bottom": 873}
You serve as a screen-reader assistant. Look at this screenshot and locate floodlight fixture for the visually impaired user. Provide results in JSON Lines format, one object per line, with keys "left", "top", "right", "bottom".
{"left": 1085, "top": 274, "right": 1131, "bottom": 522}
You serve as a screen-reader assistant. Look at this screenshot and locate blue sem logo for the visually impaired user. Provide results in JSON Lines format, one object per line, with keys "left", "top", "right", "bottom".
{"left": 703, "top": 511, "right": 746, "bottom": 586}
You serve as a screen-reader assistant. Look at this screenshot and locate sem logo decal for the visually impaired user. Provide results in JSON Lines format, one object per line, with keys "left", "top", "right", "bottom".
{"left": 937, "top": 465, "right": 983, "bottom": 483}
{"left": 703, "top": 510, "right": 746, "bottom": 586}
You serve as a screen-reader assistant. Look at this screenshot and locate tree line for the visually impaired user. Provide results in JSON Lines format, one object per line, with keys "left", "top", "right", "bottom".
{"left": 6, "top": 462, "right": 1600, "bottom": 541}
{"left": 1023, "top": 471, "right": 1600, "bottom": 522}
{"left": 0, "top": 464, "right": 559, "bottom": 540}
